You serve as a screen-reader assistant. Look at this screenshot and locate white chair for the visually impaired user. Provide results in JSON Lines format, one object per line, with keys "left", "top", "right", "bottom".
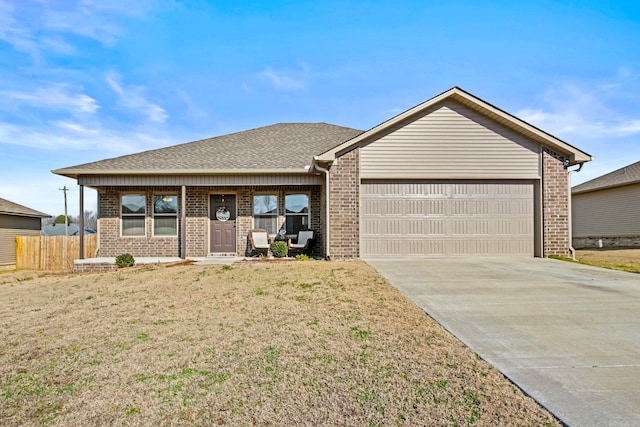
{"left": 288, "top": 230, "right": 314, "bottom": 256}
{"left": 248, "top": 229, "right": 271, "bottom": 256}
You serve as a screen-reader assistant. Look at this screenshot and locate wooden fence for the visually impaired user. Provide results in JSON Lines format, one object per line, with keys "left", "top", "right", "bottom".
{"left": 16, "top": 234, "right": 98, "bottom": 271}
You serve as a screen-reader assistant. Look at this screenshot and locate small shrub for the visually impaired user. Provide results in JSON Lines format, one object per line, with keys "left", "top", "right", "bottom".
{"left": 295, "top": 254, "right": 310, "bottom": 260}
{"left": 115, "top": 253, "right": 135, "bottom": 268}
{"left": 270, "top": 241, "right": 288, "bottom": 258}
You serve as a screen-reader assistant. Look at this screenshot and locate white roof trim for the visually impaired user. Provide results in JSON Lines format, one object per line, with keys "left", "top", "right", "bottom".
{"left": 52, "top": 168, "right": 309, "bottom": 179}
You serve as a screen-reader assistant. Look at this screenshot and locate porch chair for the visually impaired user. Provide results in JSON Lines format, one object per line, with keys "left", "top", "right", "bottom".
{"left": 248, "top": 229, "right": 271, "bottom": 257}
{"left": 288, "top": 230, "right": 314, "bottom": 256}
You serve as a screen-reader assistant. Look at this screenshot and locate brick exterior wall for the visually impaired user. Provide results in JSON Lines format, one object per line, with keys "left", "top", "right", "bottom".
{"left": 98, "top": 185, "right": 322, "bottom": 258}
{"left": 98, "top": 187, "right": 180, "bottom": 258}
{"left": 94, "top": 148, "right": 570, "bottom": 260}
{"left": 542, "top": 149, "right": 571, "bottom": 257}
{"left": 328, "top": 148, "right": 360, "bottom": 260}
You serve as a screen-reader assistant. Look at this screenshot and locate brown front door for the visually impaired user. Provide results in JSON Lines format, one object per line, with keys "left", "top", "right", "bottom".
{"left": 210, "top": 195, "right": 236, "bottom": 253}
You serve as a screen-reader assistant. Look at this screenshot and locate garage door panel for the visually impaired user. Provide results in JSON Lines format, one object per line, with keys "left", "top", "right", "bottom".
{"left": 362, "top": 238, "right": 447, "bottom": 256}
{"left": 361, "top": 181, "right": 535, "bottom": 256}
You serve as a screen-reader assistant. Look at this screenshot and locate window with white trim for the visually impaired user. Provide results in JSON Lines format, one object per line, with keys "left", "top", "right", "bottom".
{"left": 121, "top": 194, "right": 146, "bottom": 236}
{"left": 153, "top": 194, "right": 178, "bottom": 236}
{"left": 285, "top": 194, "right": 309, "bottom": 234}
{"left": 253, "top": 195, "right": 278, "bottom": 234}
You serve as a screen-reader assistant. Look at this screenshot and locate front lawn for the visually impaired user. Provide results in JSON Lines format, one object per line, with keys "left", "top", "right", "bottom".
{"left": 0, "top": 261, "right": 559, "bottom": 426}
{"left": 575, "top": 248, "right": 640, "bottom": 273}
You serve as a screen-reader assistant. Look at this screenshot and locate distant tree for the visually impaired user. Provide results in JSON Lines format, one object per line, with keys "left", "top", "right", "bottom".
{"left": 54, "top": 215, "right": 73, "bottom": 224}
{"left": 83, "top": 211, "right": 98, "bottom": 230}
{"left": 69, "top": 211, "right": 98, "bottom": 230}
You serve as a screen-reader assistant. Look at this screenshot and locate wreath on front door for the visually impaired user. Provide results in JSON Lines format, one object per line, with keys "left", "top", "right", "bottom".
{"left": 216, "top": 206, "right": 231, "bottom": 222}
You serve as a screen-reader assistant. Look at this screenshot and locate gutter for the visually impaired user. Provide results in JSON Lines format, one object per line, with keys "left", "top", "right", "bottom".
{"left": 567, "top": 162, "right": 584, "bottom": 260}
{"left": 312, "top": 157, "right": 331, "bottom": 260}
{"left": 51, "top": 168, "right": 310, "bottom": 180}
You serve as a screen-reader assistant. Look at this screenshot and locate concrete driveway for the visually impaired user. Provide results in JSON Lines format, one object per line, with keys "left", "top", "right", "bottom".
{"left": 366, "top": 257, "right": 640, "bottom": 427}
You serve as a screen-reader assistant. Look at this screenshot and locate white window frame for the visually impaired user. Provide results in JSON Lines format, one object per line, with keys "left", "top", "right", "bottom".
{"left": 121, "top": 194, "right": 146, "bottom": 237}
{"left": 285, "top": 193, "right": 310, "bottom": 235}
{"left": 253, "top": 194, "right": 278, "bottom": 235}
{"left": 153, "top": 194, "right": 178, "bottom": 237}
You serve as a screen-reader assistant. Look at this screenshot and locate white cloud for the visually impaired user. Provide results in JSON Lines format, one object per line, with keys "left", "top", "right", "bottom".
{"left": 42, "top": 8, "right": 123, "bottom": 46}
{"left": 176, "top": 89, "right": 209, "bottom": 121}
{"left": 80, "top": 0, "right": 174, "bottom": 18}
{"left": 516, "top": 76, "right": 640, "bottom": 139}
{"left": 0, "top": 0, "right": 41, "bottom": 60}
{"left": 1, "top": 84, "right": 99, "bottom": 114}
{"left": 0, "top": 120, "right": 168, "bottom": 153}
{"left": 106, "top": 73, "right": 168, "bottom": 123}
{"left": 39, "top": 35, "right": 78, "bottom": 55}
{"left": 0, "top": 0, "right": 171, "bottom": 62}
{"left": 259, "top": 64, "right": 311, "bottom": 91}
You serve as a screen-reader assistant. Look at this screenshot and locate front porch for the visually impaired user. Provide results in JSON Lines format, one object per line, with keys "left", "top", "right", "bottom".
{"left": 90, "top": 183, "right": 324, "bottom": 260}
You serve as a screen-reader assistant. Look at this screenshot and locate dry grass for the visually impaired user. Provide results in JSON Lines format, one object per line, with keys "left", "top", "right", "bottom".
{"left": 573, "top": 248, "right": 640, "bottom": 273}
{"left": 0, "top": 261, "right": 559, "bottom": 426}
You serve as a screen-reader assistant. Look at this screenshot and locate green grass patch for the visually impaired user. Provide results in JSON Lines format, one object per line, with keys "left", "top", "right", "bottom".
{"left": 550, "top": 254, "right": 640, "bottom": 274}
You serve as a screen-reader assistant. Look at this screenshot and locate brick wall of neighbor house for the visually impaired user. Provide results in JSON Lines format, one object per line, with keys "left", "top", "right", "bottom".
{"left": 98, "top": 185, "right": 322, "bottom": 258}
{"left": 329, "top": 147, "right": 360, "bottom": 260}
{"left": 542, "top": 149, "right": 571, "bottom": 257}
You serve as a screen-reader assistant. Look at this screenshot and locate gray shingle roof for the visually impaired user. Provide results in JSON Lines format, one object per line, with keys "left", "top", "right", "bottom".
{"left": 572, "top": 160, "right": 640, "bottom": 194}
{"left": 53, "top": 123, "right": 363, "bottom": 177}
{"left": 0, "top": 197, "right": 50, "bottom": 218}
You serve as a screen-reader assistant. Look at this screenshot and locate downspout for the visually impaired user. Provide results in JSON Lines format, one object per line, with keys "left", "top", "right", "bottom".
{"left": 567, "top": 162, "right": 584, "bottom": 260}
{"left": 312, "top": 157, "right": 331, "bottom": 260}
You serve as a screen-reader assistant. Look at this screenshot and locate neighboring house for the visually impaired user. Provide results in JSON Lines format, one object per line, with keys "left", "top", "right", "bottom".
{"left": 572, "top": 160, "right": 640, "bottom": 248}
{"left": 53, "top": 87, "right": 592, "bottom": 260}
{"left": 41, "top": 223, "right": 97, "bottom": 236}
{"left": 0, "top": 197, "right": 50, "bottom": 268}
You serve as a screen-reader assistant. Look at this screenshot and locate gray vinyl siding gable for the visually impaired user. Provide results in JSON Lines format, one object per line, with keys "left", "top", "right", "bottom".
{"left": 360, "top": 100, "right": 541, "bottom": 180}
{"left": 0, "top": 214, "right": 42, "bottom": 266}
{"left": 572, "top": 183, "right": 640, "bottom": 237}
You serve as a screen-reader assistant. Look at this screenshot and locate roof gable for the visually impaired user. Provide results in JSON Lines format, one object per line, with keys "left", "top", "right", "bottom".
{"left": 317, "top": 87, "right": 592, "bottom": 165}
{"left": 0, "top": 197, "right": 50, "bottom": 218}
{"left": 53, "top": 123, "right": 363, "bottom": 179}
{"left": 359, "top": 99, "right": 541, "bottom": 180}
{"left": 572, "top": 160, "right": 640, "bottom": 194}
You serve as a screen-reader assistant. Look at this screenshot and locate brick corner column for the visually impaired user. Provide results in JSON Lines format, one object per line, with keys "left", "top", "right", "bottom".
{"left": 328, "top": 148, "right": 360, "bottom": 260}
{"left": 542, "top": 149, "right": 570, "bottom": 257}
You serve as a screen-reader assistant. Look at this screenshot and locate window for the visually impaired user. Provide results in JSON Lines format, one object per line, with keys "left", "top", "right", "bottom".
{"left": 121, "top": 194, "right": 146, "bottom": 236}
{"left": 154, "top": 194, "right": 178, "bottom": 236}
{"left": 285, "top": 194, "right": 309, "bottom": 234}
{"left": 253, "top": 195, "right": 278, "bottom": 234}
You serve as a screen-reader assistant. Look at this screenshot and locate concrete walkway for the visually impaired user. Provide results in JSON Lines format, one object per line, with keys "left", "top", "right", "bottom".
{"left": 366, "top": 257, "right": 640, "bottom": 427}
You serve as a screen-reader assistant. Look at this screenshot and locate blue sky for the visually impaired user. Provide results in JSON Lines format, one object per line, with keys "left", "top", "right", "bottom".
{"left": 1, "top": 0, "right": 639, "bottom": 217}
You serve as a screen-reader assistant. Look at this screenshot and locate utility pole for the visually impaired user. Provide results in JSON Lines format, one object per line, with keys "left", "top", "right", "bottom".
{"left": 59, "top": 186, "right": 69, "bottom": 236}
{"left": 60, "top": 186, "right": 69, "bottom": 270}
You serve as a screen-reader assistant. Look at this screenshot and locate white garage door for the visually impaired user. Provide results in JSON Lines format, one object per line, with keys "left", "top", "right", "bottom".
{"left": 361, "top": 181, "right": 535, "bottom": 256}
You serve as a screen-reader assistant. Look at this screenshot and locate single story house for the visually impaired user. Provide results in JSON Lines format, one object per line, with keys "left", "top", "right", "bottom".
{"left": 53, "top": 87, "right": 592, "bottom": 260}
{"left": 572, "top": 160, "right": 640, "bottom": 248}
{"left": 0, "top": 197, "right": 50, "bottom": 268}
